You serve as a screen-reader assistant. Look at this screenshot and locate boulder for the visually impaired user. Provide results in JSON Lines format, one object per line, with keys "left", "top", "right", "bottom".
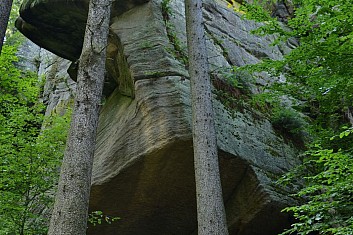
{"left": 89, "top": 1, "right": 299, "bottom": 234}
{"left": 88, "top": 76, "right": 298, "bottom": 235}
{"left": 20, "top": 0, "right": 301, "bottom": 234}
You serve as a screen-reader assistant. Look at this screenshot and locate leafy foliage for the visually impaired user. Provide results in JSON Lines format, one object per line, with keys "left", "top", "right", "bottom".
{"left": 241, "top": 0, "right": 353, "bottom": 130}
{"left": 0, "top": 42, "right": 70, "bottom": 234}
{"left": 161, "top": 0, "right": 188, "bottom": 65}
{"left": 279, "top": 129, "right": 353, "bottom": 235}
{"left": 88, "top": 211, "right": 120, "bottom": 227}
{"left": 211, "top": 67, "right": 253, "bottom": 112}
{"left": 4, "top": 0, "right": 23, "bottom": 42}
{"left": 271, "top": 107, "right": 307, "bottom": 139}
{"left": 231, "top": 0, "right": 353, "bottom": 234}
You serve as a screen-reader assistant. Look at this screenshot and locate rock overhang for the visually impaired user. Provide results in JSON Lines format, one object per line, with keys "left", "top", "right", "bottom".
{"left": 18, "top": 0, "right": 301, "bottom": 233}
{"left": 16, "top": 0, "right": 149, "bottom": 61}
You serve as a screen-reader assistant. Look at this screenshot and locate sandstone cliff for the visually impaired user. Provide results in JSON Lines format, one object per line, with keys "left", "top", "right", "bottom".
{"left": 17, "top": 0, "right": 300, "bottom": 234}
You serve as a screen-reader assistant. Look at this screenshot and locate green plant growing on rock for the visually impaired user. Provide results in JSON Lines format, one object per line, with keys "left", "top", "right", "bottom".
{"left": 270, "top": 107, "right": 308, "bottom": 145}
{"left": 161, "top": 0, "right": 188, "bottom": 65}
{"left": 140, "top": 41, "right": 155, "bottom": 50}
{"left": 250, "top": 91, "right": 280, "bottom": 114}
{"left": 161, "top": 0, "right": 172, "bottom": 17}
{"left": 211, "top": 67, "right": 253, "bottom": 113}
{"left": 247, "top": 88, "right": 308, "bottom": 143}
{"left": 143, "top": 70, "right": 167, "bottom": 78}
{"left": 88, "top": 211, "right": 120, "bottom": 227}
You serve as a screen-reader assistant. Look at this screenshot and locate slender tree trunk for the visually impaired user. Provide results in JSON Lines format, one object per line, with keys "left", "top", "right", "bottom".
{"left": 0, "top": 0, "right": 13, "bottom": 54}
{"left": 47, "top": 0, "right": 111, "bottom": 234}
{"left": 184, "top": 0, "right": 229, "bottom": 234}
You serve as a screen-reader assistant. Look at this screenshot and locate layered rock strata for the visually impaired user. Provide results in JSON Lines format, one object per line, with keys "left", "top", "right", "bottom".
{"left": 17, "top": 0, "right": 299, "bottom": 234}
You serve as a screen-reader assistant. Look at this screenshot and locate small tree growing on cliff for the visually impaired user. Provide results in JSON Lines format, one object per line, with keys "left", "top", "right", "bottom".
{"left": 0, "top": 0, "right": 13, "bottom": 53}
{"left": 47, "top": 0, "right": 112, "bottom": 234}
{"left": 184, "top": 0, "right": 229, "bottom": 234}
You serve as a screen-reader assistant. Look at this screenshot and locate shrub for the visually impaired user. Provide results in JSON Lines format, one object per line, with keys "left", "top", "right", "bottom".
{"left": 271, "top": 107, "right": 308, "bottom": 143}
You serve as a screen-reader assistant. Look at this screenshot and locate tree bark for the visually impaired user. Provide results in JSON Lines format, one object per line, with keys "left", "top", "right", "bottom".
{"left": 184, "top": 0, "right": 229, "bottom": 234}
{"left": 0, "top": 0, "right": 12, "bottom": 54}
{"left": 47, "top": 0, "right": 111, "bottom": 234}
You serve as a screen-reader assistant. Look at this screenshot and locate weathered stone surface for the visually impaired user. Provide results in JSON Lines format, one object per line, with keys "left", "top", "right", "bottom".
{"left": 86, "top": 0, "right": 298, "bottom": 234}
{"left": 37, "top": 48, "right": 116, "bottom": 115}
{"left": 37, "top": 50, "right": 76, "bottom": 115}
{"left": 271, "top": 0, "right": 294, "bottom": 23}
{"left": 110, "top": 1, "right": 188, "bottom": 81}
{"left": 204, "top": 1, "right": 284, "bottom": 63}
{"left": 233, "top": 0, "right": 294, "bottom": 22}
{"left": 15, "top": 39, "right": 41, "bottom": 72}
{"left": 25, "top": 0, "right": 300, "bottom": 233}
{"left": 88, "top": 75, "right": 298, "bottom": 235}
{"left": 16, "top": 0, "right": 149, "bottom": 60}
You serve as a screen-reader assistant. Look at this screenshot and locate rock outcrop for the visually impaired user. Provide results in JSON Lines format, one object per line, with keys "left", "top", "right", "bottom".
{"left": 17, "top": 0, "right": 300, "bottom": 234}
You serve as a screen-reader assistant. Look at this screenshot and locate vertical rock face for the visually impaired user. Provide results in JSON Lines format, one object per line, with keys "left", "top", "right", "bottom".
{"left": 88, "top": 1, "right": 299, "bottom": 234}
{"left": 15, "top": 39, "right": 41, "bottom": 72}
{"left": 38, "top": 50, "right": 76, "bottom": 116}
{"left": 19, "top": 0, "right": 300, "bottom": 234}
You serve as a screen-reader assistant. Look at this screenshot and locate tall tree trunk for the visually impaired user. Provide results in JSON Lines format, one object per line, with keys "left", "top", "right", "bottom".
{"left": 0, "top": 0, "right": 13, "bottom": 54}
{"left": 184, "top": 0, "right": 229, "bottom": 234}
{"left": 47, "top": 0, "right": 111, "bottom": 234}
